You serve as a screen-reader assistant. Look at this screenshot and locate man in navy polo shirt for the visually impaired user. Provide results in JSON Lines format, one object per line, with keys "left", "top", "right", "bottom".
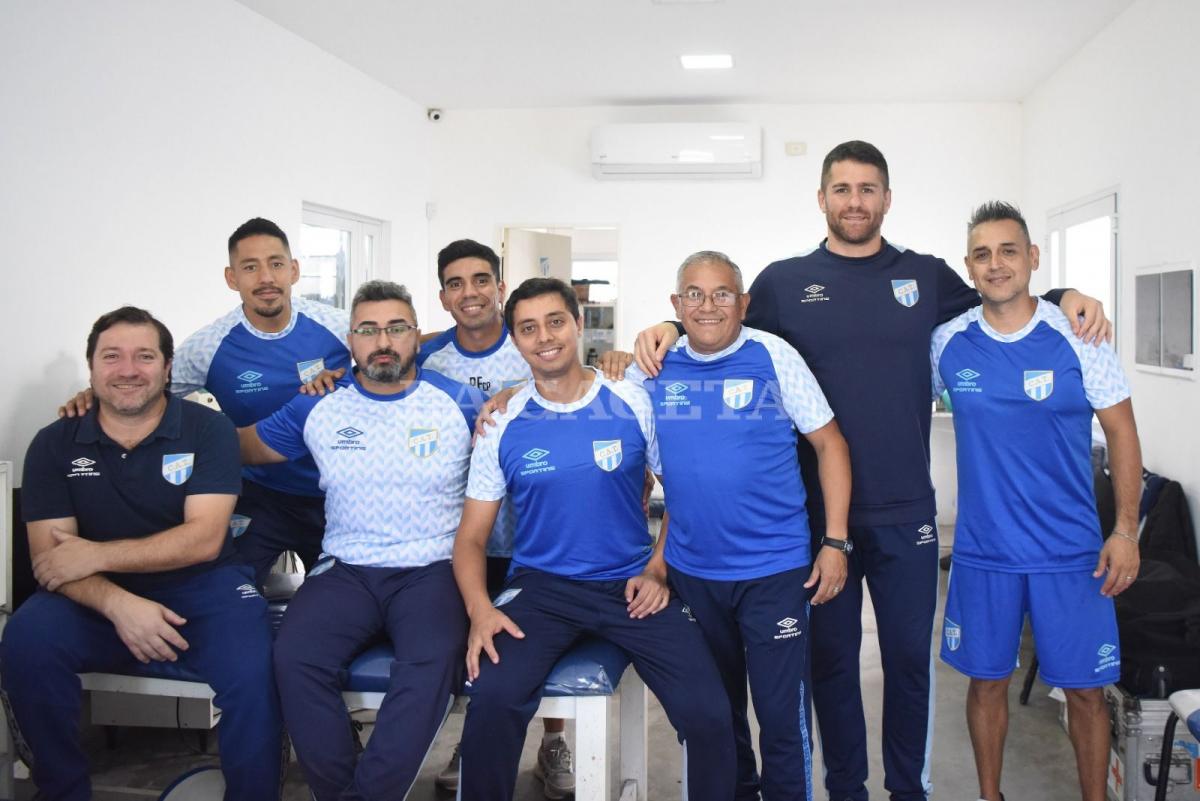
{"left": 61, "top": 218, "right": 351, "bottom": 585}
{"left": 2, "top": 307, "right": 280, "bottom": 801}
{"left": 454, "top": 278, "right": 736, "bottom": 801}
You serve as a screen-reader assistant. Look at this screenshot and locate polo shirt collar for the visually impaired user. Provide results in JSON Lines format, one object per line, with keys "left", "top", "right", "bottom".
{"left": 74, "top": 395, "right": 183, "bottom": 446}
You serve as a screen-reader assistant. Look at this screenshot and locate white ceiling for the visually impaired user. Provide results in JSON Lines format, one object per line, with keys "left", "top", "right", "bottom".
{"left": 235, "top": 0, "right": 1134, "bottom": 109}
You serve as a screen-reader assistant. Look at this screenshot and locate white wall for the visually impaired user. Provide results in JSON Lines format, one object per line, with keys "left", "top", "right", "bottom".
{"left": 426, "top": 103, "right": 1023, "bottom": 343}
{"left": 1022, "top": 0, "right": 1200, "bottom": 531}
{"left": 0, "top": 0, "right": 434, "bottom": 484}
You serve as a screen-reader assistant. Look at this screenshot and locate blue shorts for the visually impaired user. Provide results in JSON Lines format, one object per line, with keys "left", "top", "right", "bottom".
{"left": 940, "top": 563, "right": 1120, "bottom": 688}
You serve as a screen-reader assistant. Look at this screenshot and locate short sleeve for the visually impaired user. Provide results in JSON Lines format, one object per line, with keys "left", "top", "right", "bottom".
{"left": 256, "top": 393, "right": 320, "bottom": 460}
{"left": 1078, "top": 341, "right": 1131, "bottom": 410}
{"left": 930, "top": 324, "right": 952, "bottom": 397}
{"left": 744, "top": 266, "right": 782, "bottom": 336}
{"left": 21, "top": 426, "right": 74, "bottom": 522}
{"left": 186, "top": 411, "right": 242, "bottom": 496}
{"left": 755, "top": 334, "right": 833, "bottom": 434}
{"left": 935, "top": 259, "right": 981, "bottom": 325}
{"left": 466, "top": 420, "right": 508, "bottom": 501}
{"left": 171, "top": 330, "right": 210, "bottom": 397}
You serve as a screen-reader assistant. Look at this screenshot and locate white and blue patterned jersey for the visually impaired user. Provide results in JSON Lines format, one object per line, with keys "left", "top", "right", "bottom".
{"left": 256, "top": 369, "right": 485, "bottom": 568}
{"left": 467, "top": 370, "right": 661, "bottom": 581}
{"left": 173, "top": 298, "right": 351, "bottom": 497}
{"left": 931, "top": 299, "right": 1131, "bottom": 572}
{"left": 627, "top": 327, "right": 834, "bottom": 580}
{"left": 418, "top": 326, "right": 531, "bottom": 557}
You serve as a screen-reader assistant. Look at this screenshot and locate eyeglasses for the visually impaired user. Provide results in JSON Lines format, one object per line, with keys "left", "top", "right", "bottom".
{"left": 350, "top": 323, "right": 416, "bottom": 338}
{"left": 676, "top": 289, "right": 739, "bottom": 307}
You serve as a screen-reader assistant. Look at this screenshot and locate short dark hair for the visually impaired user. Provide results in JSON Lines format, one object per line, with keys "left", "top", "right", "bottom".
{"left": 821, "top": 140, "right": 890, "bottom": 190}
{"left": 968, "top": 200, "right": 1031, "bottom": 245}
{"left": 228, "top": 218, "right": 290, "bottom": 257}
{"left": 85, "top": 307, "right": 174, "bottom": 395}
{"left": 350, "top": 280, "right": 417, "bottom": 324}
{"left": 504, "top": 278, "right": 579, "bottom": 331}
{"left": 437, "top": 239, "right": 500, "bottom": 287}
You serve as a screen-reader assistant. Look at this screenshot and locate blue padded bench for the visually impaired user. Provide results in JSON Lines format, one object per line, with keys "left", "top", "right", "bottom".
{"left": 342, "top": 636, "right": 648, "bottom": 801}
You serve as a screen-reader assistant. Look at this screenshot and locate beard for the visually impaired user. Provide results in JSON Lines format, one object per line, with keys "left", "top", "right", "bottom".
{"left": 362, "top": 348, "right": 414, "bottom": 384}
{"left": 826, "top": 212, "right": 883, "bottom": 246}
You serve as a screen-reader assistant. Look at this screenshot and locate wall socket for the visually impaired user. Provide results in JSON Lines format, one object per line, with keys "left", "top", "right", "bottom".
{"left": 784, "top": 141, "right": 807, "bottom": 157}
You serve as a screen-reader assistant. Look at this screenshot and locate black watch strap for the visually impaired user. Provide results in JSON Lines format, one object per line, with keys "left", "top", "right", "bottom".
{"left": 820, "top": 536, "right": 853, "bottom": 554}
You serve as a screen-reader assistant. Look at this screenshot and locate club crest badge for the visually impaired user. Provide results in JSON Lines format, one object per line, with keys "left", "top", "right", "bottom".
{"left": 593, "top": 440, "right": 623, "bottom": 472}
{"left": 297, "top": 358, "right": 325, "bottom": 384}
{"left": 944, "top": 619, "right": 962, "bottom": 651}
{"left": 408, "top": 428, "right": 439, "bottom": 458}
{"left": 722, "top": 379, "right": 754, "bottom": 410}
{"left": 1023, "top": 370, "right": 1054, "bottom": 401}
{"left": 891, "top": 279, "right": 919, "bottom": 307}
{"left": 162, "top": 453, "right": 195, "bottom": 485}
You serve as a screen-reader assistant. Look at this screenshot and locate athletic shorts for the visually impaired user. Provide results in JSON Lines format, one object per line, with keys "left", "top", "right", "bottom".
{"left": 940, "top": 563, "right": 1119, "bottom": 688}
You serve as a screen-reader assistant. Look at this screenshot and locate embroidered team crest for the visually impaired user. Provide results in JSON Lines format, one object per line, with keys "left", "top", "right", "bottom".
{"left": 161, "top": 453, "right": 194, "bottom": 485}
{"left": 1023, "top": 370, "right": 1054, "bottom": 401}
{"left": 297, "top": 358, "right": 325, "bottom": 384}
{"left": 722, "top": 379, "right": 754, "bottom": 410}
{"left": 408, "top": 428, "right": 439, "bottom": 458}
{"left": 944, "top": 619, "right": 962, "bottom": 652}
{"left": 229, "top": 515, "right": 251, "bottom": 539}
{"left": 593, "top": 440, "right": 623, "bottom": 472}
{"left": 891, "top": 279, "right": 919, "bottom": 307}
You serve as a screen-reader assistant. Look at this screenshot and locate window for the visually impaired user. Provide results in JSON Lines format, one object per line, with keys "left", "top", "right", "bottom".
{"left": 298, "top": 204, "right": 386, "bottom": 309}
{"left": 1047, "top": 193, "right": 1118, "bottom": 343}
{"left": 1135, "top": 263, "right": 1195, "bottom": 377}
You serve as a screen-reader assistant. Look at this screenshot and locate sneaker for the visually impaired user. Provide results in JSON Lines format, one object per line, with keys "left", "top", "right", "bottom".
{"left": 435, "top": 744, "right": 460, "bottom": 792}
{"left": 534, "top": 736, "right": 575, "bottom": 799}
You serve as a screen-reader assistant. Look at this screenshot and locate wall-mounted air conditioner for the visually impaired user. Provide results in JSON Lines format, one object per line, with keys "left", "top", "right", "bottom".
{"left": 590, "top": 123, "right": 762, "bottom": 180}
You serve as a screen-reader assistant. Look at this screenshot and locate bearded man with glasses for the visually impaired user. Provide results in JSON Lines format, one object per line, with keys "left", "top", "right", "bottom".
{"left": 236, "top": 280, "right": 485, "bottom": 801}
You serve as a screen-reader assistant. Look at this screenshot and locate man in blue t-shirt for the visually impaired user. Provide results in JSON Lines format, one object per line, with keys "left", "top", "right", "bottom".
{"left": 237, "top": 281, "right": 482, "bottom": 801}
{"left": 2, "top": 307, "right": 280, "bottom": 801}
{"left": 454, "top": 278, "right": 735, "bottom": 801}
{"left": 626, "top": 250, "right": 852, "bottom": 801}
{"left": 625, "top": 141, "right": 1110, "bottom": 801}
{"left": 61, "top": 218, "right": 351, "bottom": 585}
{"left": 931, "top": 202, "right": 1141, "bottom": 801}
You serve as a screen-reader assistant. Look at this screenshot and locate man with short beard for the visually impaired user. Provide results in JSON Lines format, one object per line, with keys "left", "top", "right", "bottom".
{"left": 60, "top": 218, "right": 351, "bottom": 586}
{"left": 236, "top": 281, "right": 484, "bottom": 801}
{"left": 2, "top": 306, "right": 281, "bottom": 800}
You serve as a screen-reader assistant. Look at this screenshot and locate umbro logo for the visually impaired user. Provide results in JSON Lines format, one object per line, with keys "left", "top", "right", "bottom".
{"left": 71, "top": 458, "right": 95, "bottom": 468}
{"left": 1098, "top": 643, "right": 1116, "bottom": 658}
{"left": 805, "top": 285, "right": 824, "bottom": 295}
{"left": 237, "top": 370, "right": 264, "bottom": 383}
{"left": 918, "top": 525, "right": 933, "bottom": 535}
{"left": 336, "top": 427, "right": 364, "bottom": 439}
{"left": 774, "top": 616, "right": 802, "bottom": 640}
{"left": 801, "top": 284, "right": 830, "bottom": 304}
{"left": 956, "top": 369, "right": 981, "bottom": 382}
{"left": 777, "top": 617, "right": 798, "bottom": 629}
{"left": 665, "top": 382, "right": 688, "bottom": 395}
{"left": 523, "top": 448, "right": 550, "bottom": 461}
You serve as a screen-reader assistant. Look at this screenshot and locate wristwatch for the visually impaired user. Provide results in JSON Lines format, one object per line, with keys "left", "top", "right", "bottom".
{"left": 821, "top": 536, "right": 853, "bottom": 554}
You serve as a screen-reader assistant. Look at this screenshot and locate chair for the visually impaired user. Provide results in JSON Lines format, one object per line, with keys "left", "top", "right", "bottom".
{"left": 1152, "top": 689, "right": 1200, "bottom": 801}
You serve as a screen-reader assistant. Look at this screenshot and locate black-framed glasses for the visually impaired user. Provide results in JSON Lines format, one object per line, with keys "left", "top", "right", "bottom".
{"left": 676, "top": 289, "right": 739, "bottom": 307}
{"left": 350, "top": 323, "right": 416, "bottom": 338}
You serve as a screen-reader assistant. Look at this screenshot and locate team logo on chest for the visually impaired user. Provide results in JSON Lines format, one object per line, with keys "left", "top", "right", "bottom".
{"left": 162, "top": 453, "right": 195, "bottom": 485}
{"left": 1023, "top": 370, "right": 1054, "bottom": 401}
{"left": 592, "top": 440, "right": 623, "bottom": 472}
{"left": 408, "top": 428, "right": 439, "bottom": 458}
{"left": 296, "top": 358, "right": 325, "bottom": 384}
{"left": 722, "top": 379, "right": 754, "bottom": 410}
{"left": 891, "top": 279, "right": 919, "bottom": 308}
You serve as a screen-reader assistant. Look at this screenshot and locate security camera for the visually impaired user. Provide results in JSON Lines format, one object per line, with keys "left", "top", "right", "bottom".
{"left": 427, "top": 108, "right": 443, "bottom": 122}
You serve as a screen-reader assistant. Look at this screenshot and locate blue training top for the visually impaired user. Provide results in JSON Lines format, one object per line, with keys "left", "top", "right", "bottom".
{"left": 932, "top": 299, "right": 1130, "bottom": 572}
{"left": 628, "top": 327, "right": 834, "bottom": 580}
{"left": 21, "top": 397, "right": 242, "bottom": 592}
{"left": 467, "top": 370, "right": 661, "bottom": 581}
{"left": 172, "top": 298, "right": 350, "bottom": 498}
{"left": 256, "top": 369, "right": 484, "bottom": 568}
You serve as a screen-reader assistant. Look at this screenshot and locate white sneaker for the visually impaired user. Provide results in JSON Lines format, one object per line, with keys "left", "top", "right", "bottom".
{"left": 435, "top": 743, "right": 460, "bottom": 792}
{"left": 534, "top": 736, "right": 575, "bottom": 800}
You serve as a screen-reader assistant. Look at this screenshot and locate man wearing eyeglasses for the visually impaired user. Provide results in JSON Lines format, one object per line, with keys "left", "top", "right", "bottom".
{"left": 623, "top": 251, "right": 851, "bottom": 800}
{"left": 59, "top": 218, "right": 351, "bottom": 586}
{"left": 236, "top": 280, "right": 484, "bottom": 801}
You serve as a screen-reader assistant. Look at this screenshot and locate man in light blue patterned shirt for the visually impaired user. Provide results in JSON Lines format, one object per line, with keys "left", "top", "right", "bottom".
{"left": 238, "top": 280, "right": 483, "bottom": 801}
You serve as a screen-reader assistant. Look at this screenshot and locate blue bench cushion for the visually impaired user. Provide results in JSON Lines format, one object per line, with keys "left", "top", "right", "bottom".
{"left": 344, "top": 636, "right": 631, "bottom": 697}
{"left": 1170, "top": 689, "right": 1200, "bottom": 740}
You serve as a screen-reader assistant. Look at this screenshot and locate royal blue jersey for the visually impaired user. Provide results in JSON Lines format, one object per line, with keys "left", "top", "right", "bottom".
{"left": 628, "top": 328, "right": 834, "bottom": 580}
{"left": 467, "top": 371, "right": 660, "bottom": 581}
{"left": 173, "top": 299, "right": 351, "bottom": 497}
{"left": 746, "top": 241, "right": 980, "bottom": 526}
{"left": 931, "top": 300, "right": 1130, "bottom": 572}
{"left": 418, "top": 326, "right": 530, "bottom": 557}
{"left": 256, "top": 369, "right": 484, "bottom": 568}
